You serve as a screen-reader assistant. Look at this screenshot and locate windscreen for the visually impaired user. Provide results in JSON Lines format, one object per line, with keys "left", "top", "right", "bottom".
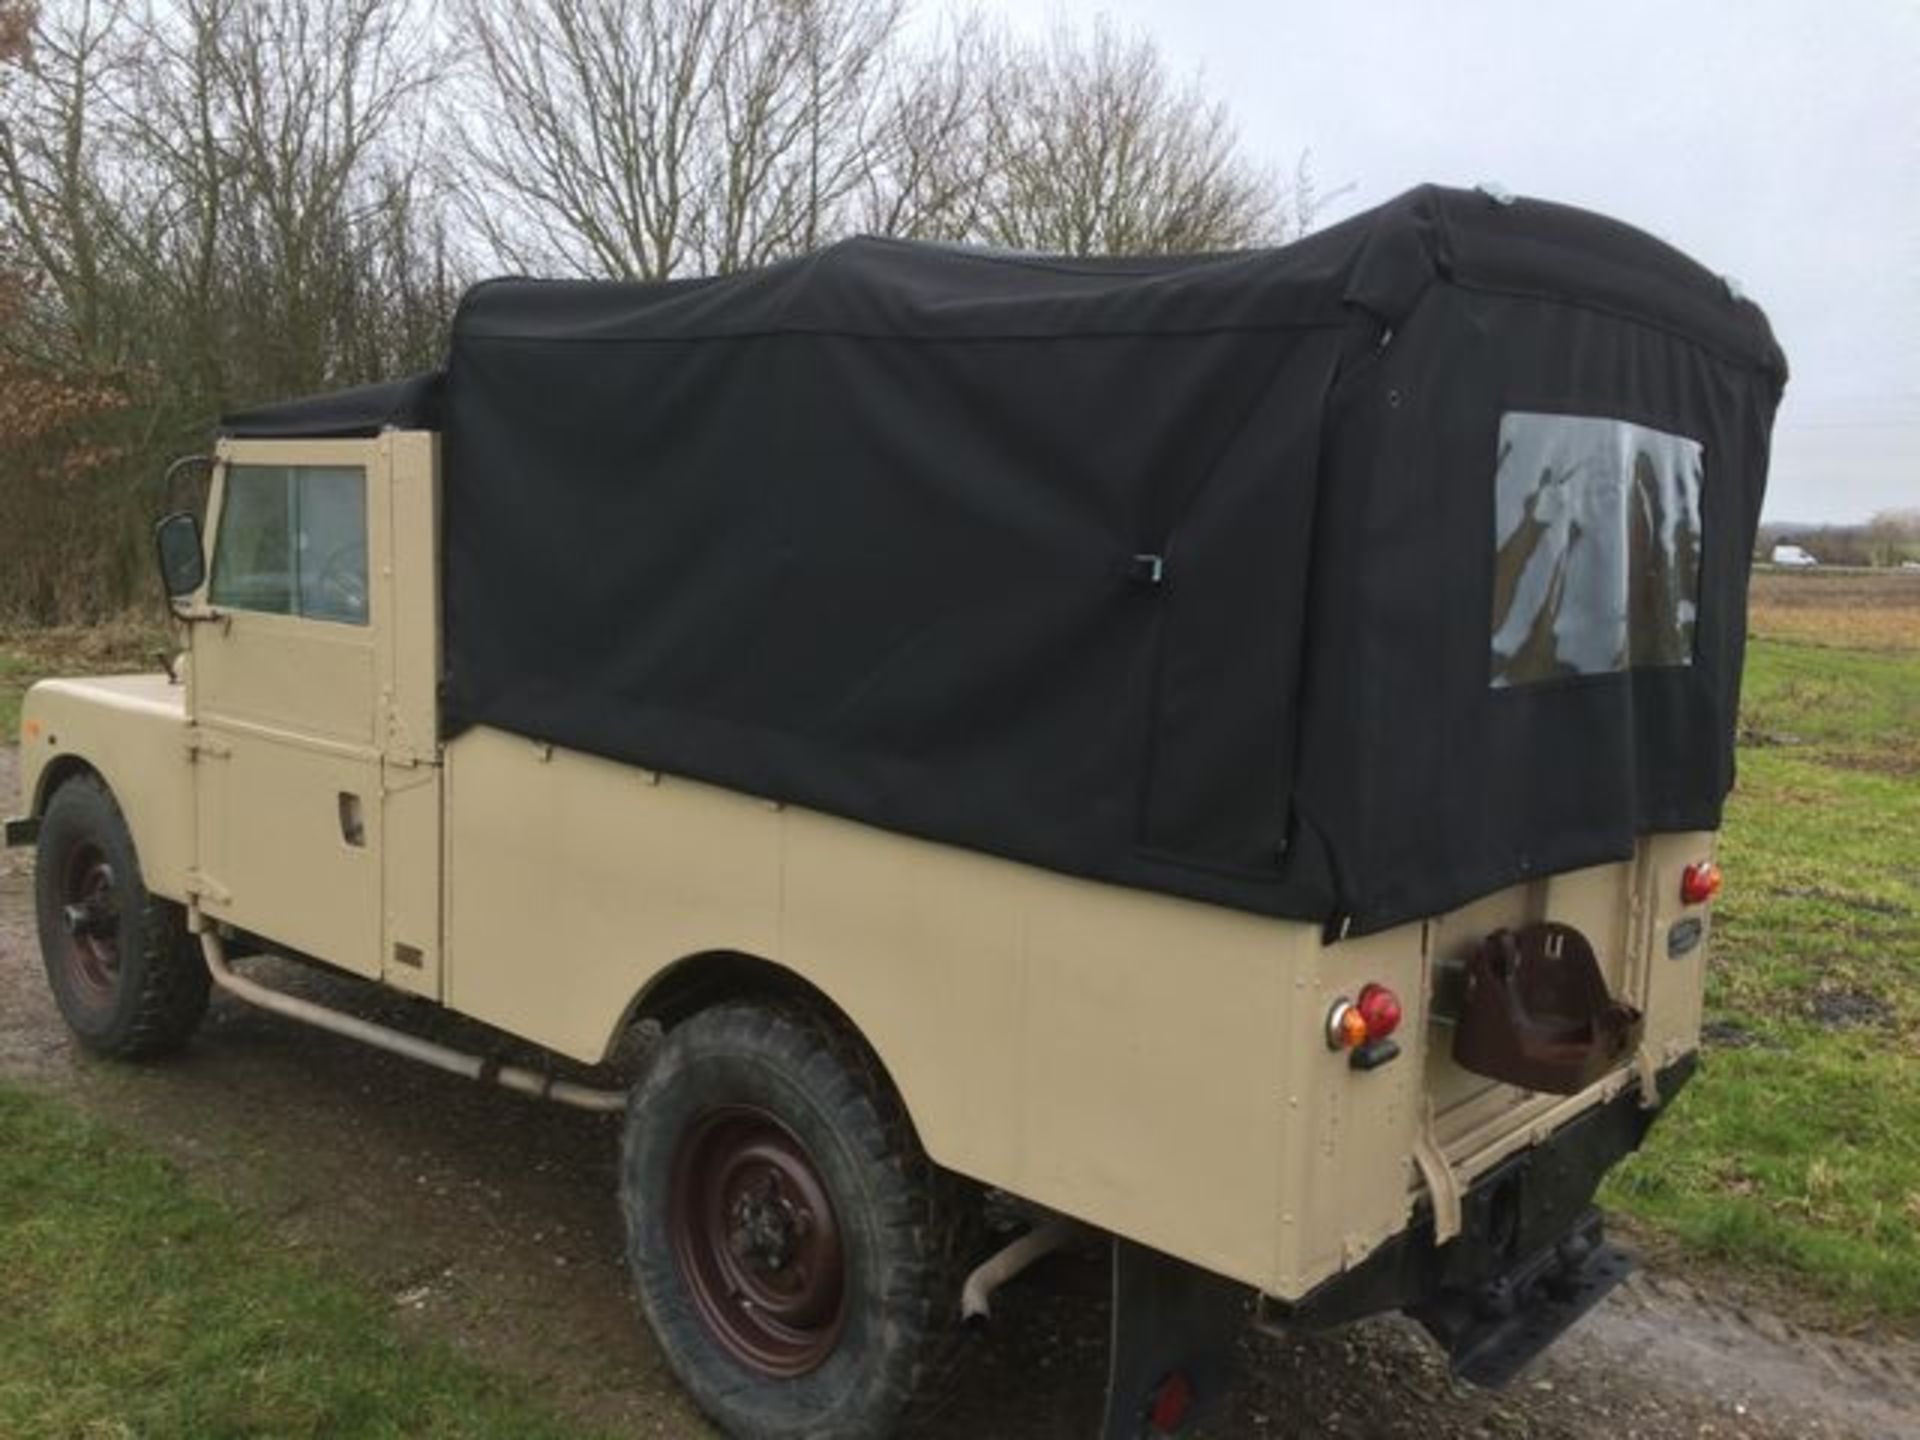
{"left": 1491, "top": 412, "right": 1704, "bottom": 688}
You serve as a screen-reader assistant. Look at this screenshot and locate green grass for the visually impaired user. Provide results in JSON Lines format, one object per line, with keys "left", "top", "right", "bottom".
{"left": 1603, "top": 635, "right": 1920, "bottom": 1320}
{"left": 0, "top": 1083, "right": 609, "bottom": 1440}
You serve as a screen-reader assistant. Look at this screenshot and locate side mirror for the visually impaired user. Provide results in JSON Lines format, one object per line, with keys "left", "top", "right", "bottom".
{"left": 154, "top": 511, "right": 207, "bottom": 600}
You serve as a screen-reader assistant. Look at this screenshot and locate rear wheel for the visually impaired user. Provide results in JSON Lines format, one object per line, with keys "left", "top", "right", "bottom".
{"left": 34, "top": 774, "right": 209, "bottom": 1058}
{"left": 620, "top": 1000, "right": 971, "bottom": 1440}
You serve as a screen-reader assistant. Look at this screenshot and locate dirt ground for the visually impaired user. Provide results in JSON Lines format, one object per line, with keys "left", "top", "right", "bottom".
{"left": 1748, "top": 567, "right": 1920, "bottom": 650}
{"left": 4, "top": 744, "right": 1918, "bottom": 1440}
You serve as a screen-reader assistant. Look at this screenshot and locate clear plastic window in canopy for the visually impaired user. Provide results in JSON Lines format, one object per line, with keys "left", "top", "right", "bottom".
{"left": 1491, "top": 412, "right": 1704, "bottom": 689}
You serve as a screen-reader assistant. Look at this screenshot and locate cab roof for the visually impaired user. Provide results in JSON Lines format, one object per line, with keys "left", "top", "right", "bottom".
{"left": 219, "top": 372, "right": 442, "bottom": 440}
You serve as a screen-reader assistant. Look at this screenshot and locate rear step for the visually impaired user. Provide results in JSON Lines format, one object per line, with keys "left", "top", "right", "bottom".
{"left": 1410, "top": 1209, "right": 1632, "bottom": 1388}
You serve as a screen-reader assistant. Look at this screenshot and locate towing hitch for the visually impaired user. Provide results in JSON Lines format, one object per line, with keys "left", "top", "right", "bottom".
{"left": 1409, "top": 1207, "right": 1632, "bottom": 1388}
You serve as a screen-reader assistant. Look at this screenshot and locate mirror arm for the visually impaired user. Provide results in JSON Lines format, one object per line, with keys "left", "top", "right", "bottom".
{"left": 170, "top": 600, "right": 226, "bottom": 627}
{"left": 158, "top": 453, "right": 215, "bottom": 507}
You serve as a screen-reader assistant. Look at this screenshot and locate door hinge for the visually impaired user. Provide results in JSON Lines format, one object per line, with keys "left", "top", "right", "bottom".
{"left": 185, "top": 730, "right": 232, "bottom": 762}
{"left": 185, "top": 869, "right": 232, "bottom": 906}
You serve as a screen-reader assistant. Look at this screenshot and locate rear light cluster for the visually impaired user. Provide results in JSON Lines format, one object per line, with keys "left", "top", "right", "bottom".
{"left": 1681, "top": 860, "right": 1723, "bottom": 906}
{"left": 1325, "top": 982, "right": 1403, "bottom": 1058}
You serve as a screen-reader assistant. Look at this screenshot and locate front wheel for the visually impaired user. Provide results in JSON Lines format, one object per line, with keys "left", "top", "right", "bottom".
{"left": 33, "top": 773, "right": 210, "bottom": 1058}
{"left": 620, "top": 1000, "right": 971, "bottom": 1440}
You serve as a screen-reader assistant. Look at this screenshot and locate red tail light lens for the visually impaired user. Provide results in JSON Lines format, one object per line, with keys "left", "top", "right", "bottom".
{"left": 1356, "top": 983, "right": 1403, "bottom": 1041}
{"left": 1680, "top": 861, "right": 1722, "bottom": 905}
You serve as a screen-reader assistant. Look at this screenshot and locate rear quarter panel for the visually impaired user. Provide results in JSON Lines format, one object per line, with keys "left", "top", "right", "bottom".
{"left": 442, "top": 725, "right": 1306, "bottom": 1292}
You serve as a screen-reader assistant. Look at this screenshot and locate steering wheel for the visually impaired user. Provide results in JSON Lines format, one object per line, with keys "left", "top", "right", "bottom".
{"left": 314, "top": 543, "right": 368, "bottom": 619}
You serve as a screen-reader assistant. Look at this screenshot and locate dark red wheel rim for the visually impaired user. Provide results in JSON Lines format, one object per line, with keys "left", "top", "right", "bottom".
{"left": 58, "top": 841, "right": 121, "bottom": 1003}
{"left": 668, "top": 1105, "right": 847, "bottom": 1377}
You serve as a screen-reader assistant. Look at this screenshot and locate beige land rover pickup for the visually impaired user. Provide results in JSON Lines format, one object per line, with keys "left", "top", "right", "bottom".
{"left": 6, "top": 185, "right": 1784, "bottom": 1440}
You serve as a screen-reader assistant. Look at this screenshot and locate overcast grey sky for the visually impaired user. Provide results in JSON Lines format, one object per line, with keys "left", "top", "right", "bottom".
{"left": 964, "top": 0, "right": 1918, "bottom": 523}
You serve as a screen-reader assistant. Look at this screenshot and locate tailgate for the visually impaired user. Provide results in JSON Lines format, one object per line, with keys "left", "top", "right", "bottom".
{"left": 1424, "top": 854, "right": 1645, "bottom": 1170}
{"left": 1270, "top": 832, "right": 1716, "bottom": 1301}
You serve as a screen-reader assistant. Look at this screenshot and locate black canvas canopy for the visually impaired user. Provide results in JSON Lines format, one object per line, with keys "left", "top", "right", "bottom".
{"left": 222, "top": 186, "right": 1787, "bottom": 934}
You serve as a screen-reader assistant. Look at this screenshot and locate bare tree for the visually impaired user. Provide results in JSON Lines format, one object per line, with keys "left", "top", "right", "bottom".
{"left": 455, "top": 0, "right": 901, "bottom": 280}
{"left": 699, "top": 0, "right": 898, "bottom": 268}
{"left": 1865, "top": 507, "right": 1920, "bottom": 567}
{"left": 862, "top": 15, "right": 1324, "bottom": 256}
{"left": 0, "top": 0, "right": 461, "bottom": 621}
{"left": 857, "top": 11, "right": 998, "bottom": 241}
{"left": 3, "top": 0, "right": 450, "bottom": 400}
{"left": 167, "top": 0, "right": 442, "bottom": 396}
{"left": 0, "top": 0, "right": 147, "bottom": 618}
{"left": 0, "top": 0, "right": 31, "bottom": 61}
{"left": 1, "top": 0, "right": 1328, "bottom": 620}
{"left": 0, "top": 0, "right": 129, "bottom": 369}
{"left": 972, "top": 17, "right": 1297, "bottom": 256}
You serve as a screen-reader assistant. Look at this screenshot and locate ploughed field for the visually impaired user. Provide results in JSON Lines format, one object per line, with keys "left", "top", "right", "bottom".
{"left": 0, "top": 569, "right": 1917, "bottom": 1439}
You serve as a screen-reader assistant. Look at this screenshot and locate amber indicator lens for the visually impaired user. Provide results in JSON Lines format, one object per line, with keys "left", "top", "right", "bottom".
{"left": 1680, "top": 861, "right": 1722, "bottom": 905}
{"left": 1325, "top": 999, "right": 1366, "bottom": 1050}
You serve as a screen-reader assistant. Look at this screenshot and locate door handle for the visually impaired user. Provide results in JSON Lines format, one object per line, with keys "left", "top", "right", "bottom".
{"left": 338, "top": 792, "right": 366, "bottom": 848}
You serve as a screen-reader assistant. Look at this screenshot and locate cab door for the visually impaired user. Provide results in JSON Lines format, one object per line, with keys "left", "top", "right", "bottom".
{"left": 188, "top": 440, "right": 386, "bottom": 978}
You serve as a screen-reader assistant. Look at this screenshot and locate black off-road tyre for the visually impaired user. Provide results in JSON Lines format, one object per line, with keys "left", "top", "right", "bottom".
{"left": 620, "top": 1000, "right": 974, "bottom": 1440}
{"left": 34, "top": 773, "right": 210, "bottom": 1058}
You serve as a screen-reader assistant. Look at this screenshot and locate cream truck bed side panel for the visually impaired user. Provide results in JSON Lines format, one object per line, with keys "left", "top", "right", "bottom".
{"left": 442, "top": 724, "right": 1302, "bottom": 1292}
{"left": 441, "top": 727, "right": 1703, "bottom": 1299}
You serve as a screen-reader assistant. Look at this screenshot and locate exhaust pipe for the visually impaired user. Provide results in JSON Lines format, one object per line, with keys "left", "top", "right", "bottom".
{"left": 960, "top": 1218, "right": 1080, "bottom": 1323}
{"left": 195, "top": 925, "right": 629, "bottom": 1114}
